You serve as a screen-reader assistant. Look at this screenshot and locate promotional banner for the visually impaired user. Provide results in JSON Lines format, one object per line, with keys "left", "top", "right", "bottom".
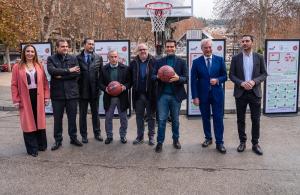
{"left": 187, "top": 39, "right": 226, "bottom": 116}
{"left": 21, "top": 42, "right": 53, "bottom": 114}
{"left": 94, "top": 40, "right": 131, "bottom": 116}
{"left": 264, "top": 40, "right": 300, "bottom": 114}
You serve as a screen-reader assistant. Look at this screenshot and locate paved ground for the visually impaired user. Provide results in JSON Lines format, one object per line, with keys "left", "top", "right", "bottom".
{"left": 1, "top": 71, "right": 300, "bottom": 194}
{"left": 0, "top": 110, "right": 300, "bottom": 195}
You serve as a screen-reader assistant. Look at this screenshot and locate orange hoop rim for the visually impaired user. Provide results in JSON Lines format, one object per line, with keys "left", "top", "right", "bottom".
{"left": 145, "top": 1, "right": 173, "bottom": 11}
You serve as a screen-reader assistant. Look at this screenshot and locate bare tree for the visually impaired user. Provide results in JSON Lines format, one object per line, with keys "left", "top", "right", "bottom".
{"left": 214, "top": 0, "right": 299, "bottom": 50}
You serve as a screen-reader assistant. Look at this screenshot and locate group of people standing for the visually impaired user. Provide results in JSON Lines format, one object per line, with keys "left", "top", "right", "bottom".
{"left": 11, "top": 35, "right": 267, "bottom": 158}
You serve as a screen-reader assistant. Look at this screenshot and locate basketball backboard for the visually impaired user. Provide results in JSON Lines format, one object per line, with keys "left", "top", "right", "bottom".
{"left": 125, "top": 0, "right": 193, "bottom": 18}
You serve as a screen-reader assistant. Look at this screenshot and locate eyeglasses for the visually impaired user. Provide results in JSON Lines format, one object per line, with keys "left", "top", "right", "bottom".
{"left": 139, "top": 49, "right": 147, "bottom": 51}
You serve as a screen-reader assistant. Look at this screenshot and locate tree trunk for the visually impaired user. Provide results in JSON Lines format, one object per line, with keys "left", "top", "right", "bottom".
{"left": 259, "top": 0, "right": 268, "bottom": 51}
{"left": 4, "top": 45, "right": 11, "bottom": 72}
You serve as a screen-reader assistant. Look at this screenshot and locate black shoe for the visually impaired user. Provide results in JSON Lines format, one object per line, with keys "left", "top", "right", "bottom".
{"left": 216, "top": 144, "right": 226, "bottom": 154}
{"left": 51, "top": 142, "right": 62, "bottom": 151}
{"left": 133, "top": 137, "right": 144, "bottom": 145}
{"left": 38, "top": 147, "right": 47, "bottom": 151}
{"left": 105, "top": 138, "right": 113, "bottom": 144}
{"left": 94, "top": 135, "right": 103, "bottom": 142}
{"left": 155, "top": 143, "right": 163, "bottom": 153}
{"left": 173, "top": 140, "right": 181, "bottom": 149}
{"left": 120, "top": 137, "right": 127, "bottom": 144}
{"left": 237, "top": 142, "right": 246, "bottom": 152}
{"left": 70, "top": 138, "right": 83, "bottom": 147}
{"left": 252, "top": 144, "right": 263, "bottom": 155}
{"left": 29, "top": 152, "right": 38, "bottom": 157}
{"left": 202, "top": 139, "right": 212, "bottom": 147}
{"left": 82, "top": 137, "right": 88, "bottom": 144}
{"left": 148, "top": 137, "right": 155, "bottom": 146}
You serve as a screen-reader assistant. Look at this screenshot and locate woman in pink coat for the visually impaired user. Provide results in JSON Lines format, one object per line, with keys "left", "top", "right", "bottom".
{"left": 11, "top": 44, "right": 50, "bottom": 157}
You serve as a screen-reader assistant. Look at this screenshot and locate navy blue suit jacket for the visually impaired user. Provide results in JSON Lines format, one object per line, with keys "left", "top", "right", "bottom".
{"left": 152, "top": 55, "right": 188, "bottom": 102}
{"left": 191, "top": 55, "right": 227, "bottom": 103}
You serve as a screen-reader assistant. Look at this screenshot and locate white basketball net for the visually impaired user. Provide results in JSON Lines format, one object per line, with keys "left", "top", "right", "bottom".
{"left": 145, "top": 2, "right": 172, "bottom": 32}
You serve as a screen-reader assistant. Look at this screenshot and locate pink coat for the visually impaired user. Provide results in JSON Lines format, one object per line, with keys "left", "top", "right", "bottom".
{"left": 11, "top": 63, "right": 50, "bottom": 132}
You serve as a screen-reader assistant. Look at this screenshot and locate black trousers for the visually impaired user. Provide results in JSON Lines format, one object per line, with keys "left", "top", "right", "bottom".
{"left": 79, "top": 98, "right": 101, "bottom": 138}
{"left": 235, "top": 90, "right": 261, "bottom": 145}
{"left": 23, "top": 89, "right": 47, "bottom": 155}
{"left": 135, "top": 94, "right": 155, "bottom": 139}
{"left": 52, "top": 99, "right": 78, "bottom": 142}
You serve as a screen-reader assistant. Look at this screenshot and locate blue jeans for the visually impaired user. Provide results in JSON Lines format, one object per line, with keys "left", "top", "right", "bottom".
{"left": 157, "top": 94, "right": 181, "bottom": 144}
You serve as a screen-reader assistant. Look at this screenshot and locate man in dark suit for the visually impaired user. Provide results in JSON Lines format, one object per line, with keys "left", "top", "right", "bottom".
{"left": 99, "top": 50, "right": 131, "bottom": 144}
{"left": 152, "top": 39, "right": 188, "bottom": 153}
{"left": 77, "top": 38, "right": 103, "bottom": 144}
{"left": 191, "top": 38, "right": 227, "bottom": 154}
{"left": 47, "top": 39, "right": 83, "bottom": 150}
{"left": 229, "top": 35, "right": 267, "bottom": 155}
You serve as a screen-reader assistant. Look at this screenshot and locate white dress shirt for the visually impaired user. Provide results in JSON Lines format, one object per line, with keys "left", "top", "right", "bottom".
{"left": 243, "top": 52, "right": 253, "bottom": 81}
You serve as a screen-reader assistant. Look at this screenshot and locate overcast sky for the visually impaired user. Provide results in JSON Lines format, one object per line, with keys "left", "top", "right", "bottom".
{"left": 193, "top": 0, "right": 216, "bottom": 19}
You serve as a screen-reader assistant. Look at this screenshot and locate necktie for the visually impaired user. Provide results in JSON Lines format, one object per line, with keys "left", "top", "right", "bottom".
{"left": 87, "top": 54, "right": 91, "bottom": 65}
{"left": 207, "top": 58, "right": 211, "bottom": 75}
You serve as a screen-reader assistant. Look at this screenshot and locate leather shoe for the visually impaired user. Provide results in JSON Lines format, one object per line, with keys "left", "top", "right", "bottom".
{"left": 120, "top": 137, "right": 127, "bottom": 144}
{"left": 202, "top": 139, "right": 212, "bottom": 147}
{"left": 155, "top": 143, "right": 163, "bottom": 153}
{"left": 173, "top": 140, "right": 181, "bottom": 149}
{"left": 38, "top": 147, "right": 47, "bottom": 151}
{"left": 133, "top": 137, "right": 144, "bottom": 145}
{"left": 70, "top": 138, "right": 83, "bottom": 147}
{"left": 148, "top": 137, "right": 155, "bottom": 146}
{"left": 237, "top": 142, "right": 246, "bottom": 152}
{"left": 216, "top": 144, "right": 226, "bottom": 154}
{"left": 82, "top": 137, "right": 88, "bottom": 144}
{"left": 94, "top": 135, "right": 103, "bottom": 142}
{"left": 29, "top": 152, "right": 38, "bottom": 157}
{"left": 51, "top": 142, "right": 62, "bottom": 151}
{"left": 105, "top": 137, "right": 113, "bottom": 144}
{"left": 252, "top": 144, "right": 263, "bottom": 155}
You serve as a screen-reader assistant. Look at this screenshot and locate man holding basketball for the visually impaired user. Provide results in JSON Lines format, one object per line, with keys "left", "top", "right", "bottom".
{"left": 152, "top": 39, "right": 188, "bottom": 153}
{"left": 99, "top": 50, "right": 131, "bottom": 144}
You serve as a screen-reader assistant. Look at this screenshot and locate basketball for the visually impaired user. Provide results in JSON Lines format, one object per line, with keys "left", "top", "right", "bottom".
{"left": 107, "top": 81, "right": 123, "bottom": 96}
{"left": 158, "top": 65, "right": 175, "bottom": 82}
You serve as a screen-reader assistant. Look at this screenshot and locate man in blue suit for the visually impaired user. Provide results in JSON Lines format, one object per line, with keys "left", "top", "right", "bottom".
{"left": 191, "top": 39, "right": 227, "bottom": 154}
{"left": 152, "top": 39, "right": 188, "bottom": 153}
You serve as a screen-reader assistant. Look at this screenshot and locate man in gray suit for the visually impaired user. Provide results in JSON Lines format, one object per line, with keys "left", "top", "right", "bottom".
{"left": 229, "top": 35, "right": 267, "bottom": 155}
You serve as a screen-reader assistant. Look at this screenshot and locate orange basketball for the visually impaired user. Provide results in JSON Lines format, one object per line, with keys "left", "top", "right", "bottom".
{"left": 107, "top": 81, "right": 122, "bottom": 96}
{"left": 158, "top": 65, "right": 175, "bottom": 82}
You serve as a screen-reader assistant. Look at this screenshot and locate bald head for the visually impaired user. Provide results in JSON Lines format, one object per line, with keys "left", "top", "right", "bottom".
{"left": 137, "top": 43, "right": 149, "bottom": 61}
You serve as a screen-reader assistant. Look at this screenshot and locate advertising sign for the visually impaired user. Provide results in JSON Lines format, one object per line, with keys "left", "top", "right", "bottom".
{"left": 94, "top": 40, "right": 131, "bottom": 116}
{"left": 264, "top": 40, "right": 300, "bottom": 114}
{"left": 21, "top": 42, "right": 53, "bottom": 114}
{"left": 187, "top": 39, "right": 226, "bottom": 116}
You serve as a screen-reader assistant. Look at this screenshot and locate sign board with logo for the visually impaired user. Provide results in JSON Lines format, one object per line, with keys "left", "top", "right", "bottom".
{"left": 94, "top": 40, "right": 131, "bottom": 116}
{"left": 263, "top": 39, "right": 300, "bottom": 114}
{"left": 21, "top": 42, "right": 53, "bottom": 114}
{"left": 187, "top": 39, "right": 226, "bottom": 116}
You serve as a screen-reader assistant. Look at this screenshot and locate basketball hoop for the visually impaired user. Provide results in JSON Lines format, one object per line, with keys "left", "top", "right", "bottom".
{"left": 145, "top": 2, "right": 173, "bottom": 32}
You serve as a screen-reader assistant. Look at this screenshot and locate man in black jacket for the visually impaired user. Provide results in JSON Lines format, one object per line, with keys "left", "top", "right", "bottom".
{"left": 152, "top": 39, "right": 188, "bottom": 153}
{"left": 47, "top": 39, "right": 82, "bottom": 150}
{"left": 77, "top": 38, "right": 103, "bottom": 143}
{"left": 129, "top": 43, "right": 156, "bottom": 145}
{"left": 99, "top": 50, "right": 131, "bottom": 144}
